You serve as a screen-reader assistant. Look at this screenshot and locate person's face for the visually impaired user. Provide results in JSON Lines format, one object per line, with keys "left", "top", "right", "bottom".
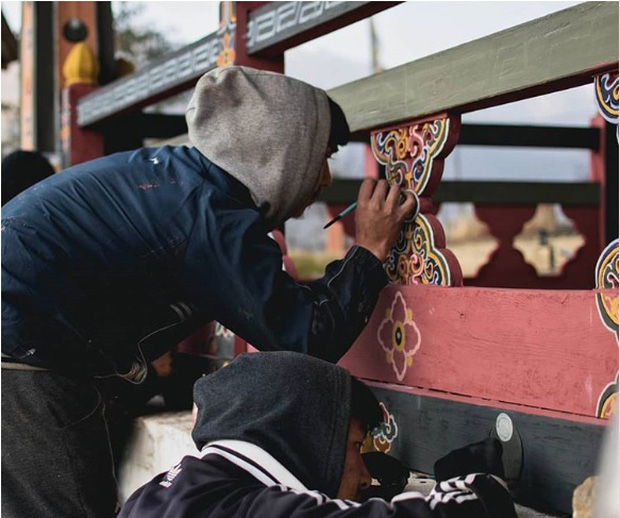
{"left": 336, "top": 418, "right": 371, "bottom": 501}
{"left": 292, "top": 150, "right": 333, "bottom": 218}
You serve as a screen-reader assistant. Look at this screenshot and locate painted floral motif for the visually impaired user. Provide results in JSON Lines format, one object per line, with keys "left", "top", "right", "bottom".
{"left": 372, "top": 402, "right": 399, "bottom": 454}
{"left": 377, "top": 291, "right": 421, "bottom": 381}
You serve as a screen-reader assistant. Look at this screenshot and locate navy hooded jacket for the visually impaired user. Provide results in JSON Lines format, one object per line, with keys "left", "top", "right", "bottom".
{"left": 1, "top": 146, "right": 386, "bottom": 378}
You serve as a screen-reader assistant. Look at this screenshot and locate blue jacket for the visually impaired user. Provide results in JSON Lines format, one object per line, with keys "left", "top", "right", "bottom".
{"left": 1, "top": 146, "right": 387, "bottom": 377}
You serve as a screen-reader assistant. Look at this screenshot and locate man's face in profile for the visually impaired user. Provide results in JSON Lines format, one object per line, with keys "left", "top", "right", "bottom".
{"left": 292, "top": 151, "right": 333, "bottom": 218}
{"left": 336, "top": 417, "right": 371, "bottom": 500}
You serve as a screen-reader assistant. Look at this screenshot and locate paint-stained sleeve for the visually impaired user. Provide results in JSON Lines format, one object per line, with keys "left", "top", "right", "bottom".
{"left": 182, "top": 209, "right": 387, "bottom": 362}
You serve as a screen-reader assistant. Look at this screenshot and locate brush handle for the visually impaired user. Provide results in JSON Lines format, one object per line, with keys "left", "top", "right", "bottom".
{"left": 323, "top": 201, "right": 358, "bottom": 229}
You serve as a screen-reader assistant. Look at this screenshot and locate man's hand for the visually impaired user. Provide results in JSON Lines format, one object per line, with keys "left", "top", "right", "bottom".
{"left": 355, "top": 179, "right": 417, "bottom": 262}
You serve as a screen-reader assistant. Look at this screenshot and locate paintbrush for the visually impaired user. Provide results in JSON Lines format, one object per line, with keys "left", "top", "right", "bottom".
{"left": 323, "top": 189, "right": 419, "bottom": 230}
{"left": 323, "top": 201, "right": 357, "bottom": 229}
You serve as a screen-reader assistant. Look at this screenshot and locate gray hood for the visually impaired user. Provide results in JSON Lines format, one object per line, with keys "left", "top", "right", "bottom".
{"left": 192, "top": 351, "right": 352, "bottom": 497}
{"left": 186, "top": 66, "right": 331, "bottom": 228}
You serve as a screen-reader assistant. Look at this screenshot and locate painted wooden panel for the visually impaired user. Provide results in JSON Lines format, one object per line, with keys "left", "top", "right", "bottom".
{"left": 246, "top": 2, "right": 397, "bottom": 55}
{"left": 363, "top": 382, "right": 607, "bottom": 514}
{"left": 371, "top": 115, "right": 463, "bottom": 287}
{"left": 339, "top": 284, "right": 618, "bottom": 419}
{"left": 329, "top": 2, "right": 618, "bottom": 132}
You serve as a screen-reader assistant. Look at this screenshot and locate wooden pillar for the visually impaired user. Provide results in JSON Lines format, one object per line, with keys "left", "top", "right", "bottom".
{"left": 56, "top": 2, "right": 99, "bottom": 90}
{"left": 60, "top": 25, "right": 104, "bottom": 167}
{"left": 20, "top": 2, "right": 55, "bottom": 152}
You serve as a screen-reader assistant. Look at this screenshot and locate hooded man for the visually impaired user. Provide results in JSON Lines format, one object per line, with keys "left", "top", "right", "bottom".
{"left": 119, "top": 352, "right": 517, "bottom": 518}
{"left": 2, "top": 66, "right": 416, "bottom": 518}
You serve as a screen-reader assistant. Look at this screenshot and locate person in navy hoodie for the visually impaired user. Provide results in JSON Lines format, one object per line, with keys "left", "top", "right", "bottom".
{"left": 2, "top": 66, "right": 416, "bottom": 517}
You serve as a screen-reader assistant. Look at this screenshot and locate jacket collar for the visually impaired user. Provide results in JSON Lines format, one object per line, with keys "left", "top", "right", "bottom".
{"left": 201, "top": 440, "right": 307, "bottom": 491}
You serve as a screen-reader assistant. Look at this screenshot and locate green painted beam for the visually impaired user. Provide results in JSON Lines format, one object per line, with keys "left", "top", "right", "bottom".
{"left": 328, "top": 2, "right": 619, "bottom": 132}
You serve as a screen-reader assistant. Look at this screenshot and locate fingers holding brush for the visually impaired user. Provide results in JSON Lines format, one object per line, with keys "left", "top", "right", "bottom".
{"left": 355, "top": 180, "right": 418, "bottom": 263}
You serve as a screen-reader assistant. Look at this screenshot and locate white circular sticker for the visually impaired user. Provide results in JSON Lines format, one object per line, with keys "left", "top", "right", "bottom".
{"left": 496, "top": 413, "right": 513, "bottom": 442}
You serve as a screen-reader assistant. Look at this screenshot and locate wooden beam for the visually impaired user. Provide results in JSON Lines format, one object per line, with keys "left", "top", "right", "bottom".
{"left": 328, "top": 2, "right": 619, "bottom": 132}
{"left": 339, "top": 284, "right": 618, "bottom": 418}
{"left": 76, "top": 1, "right": 397, "bottom": 127}
{"left": 365, "top": 382, "right": 606, "bottom": 514}
{"left": 318, "top": 179, "right": 601, "bottom": 206}
{"left": 433, "top": 181, "right": 600, "bottom": 205}
{"left": 77, "top": 30, "right": 224, "bottom": 127}
{"left": 100, "top": 113, "right": 188, "bottom": 140}
{"left": 246, "top": 2, "right": 399, "bottom": 56}
{"left": 459, "top": 124, "right": 600, "bottom": 150}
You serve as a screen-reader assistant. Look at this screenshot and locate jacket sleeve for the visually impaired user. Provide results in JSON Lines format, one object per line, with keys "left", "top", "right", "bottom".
{"left": 239, "top": 473, "right": 517, "bottom": 518}
{"left": 183, "top": 210, "right": 387, "bottom": 362}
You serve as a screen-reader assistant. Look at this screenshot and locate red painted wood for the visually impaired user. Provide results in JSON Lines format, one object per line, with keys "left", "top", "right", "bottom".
{"left": 339, "top": 284, "right": 618, "bottom": 419}
{"left": 467, "top": 204, "right": 600, "bottom": 289}
{"left": 555, "top": 205, "right": 600, "bottom": 288}
{"left": 589, "top": 114, "right": 609, "bottom": 251}
{"left": 61, "top": 84, "right": 104, "bottom": 166}
{"left": 471, "top": 205, "right": 539, "bottom": 287}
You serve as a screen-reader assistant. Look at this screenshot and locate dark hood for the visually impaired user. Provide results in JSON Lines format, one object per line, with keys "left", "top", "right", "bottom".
{"left": 192, "top": 351, "right": 352, "bottom": 497}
